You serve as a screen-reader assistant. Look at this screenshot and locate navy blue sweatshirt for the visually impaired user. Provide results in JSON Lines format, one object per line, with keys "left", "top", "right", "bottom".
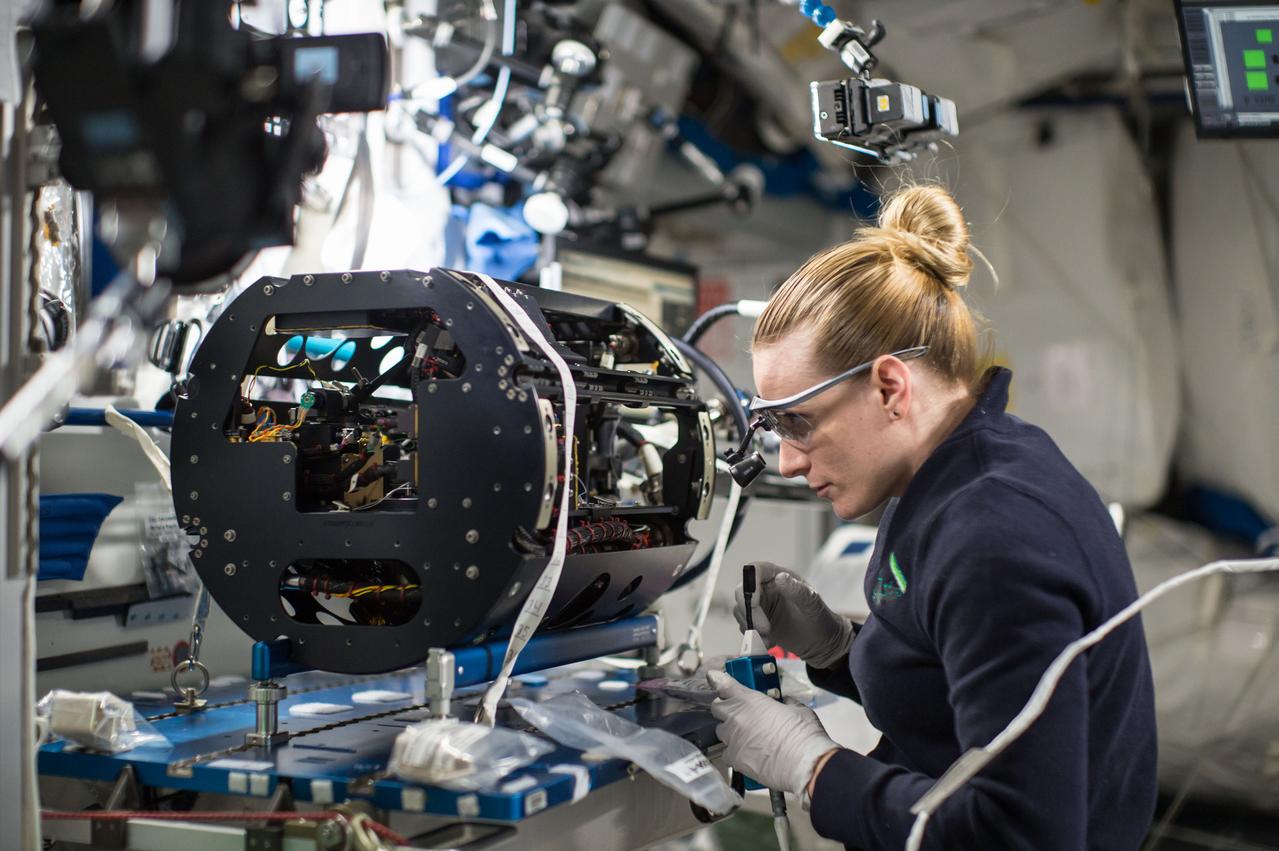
{"left": 806, "top": 367, "right": 1157, "bottom": 850}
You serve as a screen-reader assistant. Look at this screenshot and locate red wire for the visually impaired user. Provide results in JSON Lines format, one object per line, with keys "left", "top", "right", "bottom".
{"left": 41, "top": 810, "right": 409, "bottom": 846}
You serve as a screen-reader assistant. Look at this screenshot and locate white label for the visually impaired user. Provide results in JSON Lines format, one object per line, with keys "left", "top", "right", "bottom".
{"left": 401, "top": 787, "right": 426, "bottom": 812}
{"left": 525, "top": 789, "right": 549, "bottom": 816}
{"left": 664, "top": 752, "right": 714, "bottom": 784}
{"left": 457, "top": 794, "right": 480, "bottom": 817}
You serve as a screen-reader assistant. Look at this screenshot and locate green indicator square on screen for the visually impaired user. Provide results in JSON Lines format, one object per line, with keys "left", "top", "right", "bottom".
{"left": 1246, "top": 70, "right": 1269, "bottom": 90}
{"left": 1244, "top": 49, "right": 1267, "bottom": 68}
{"left": 1257, "top": 28, "right": 1273, "bottom": 43}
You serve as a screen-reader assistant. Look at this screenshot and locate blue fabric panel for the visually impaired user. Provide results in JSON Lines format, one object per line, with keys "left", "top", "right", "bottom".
{"left": 38, "top": 493, "right": 124, "bottom": 581}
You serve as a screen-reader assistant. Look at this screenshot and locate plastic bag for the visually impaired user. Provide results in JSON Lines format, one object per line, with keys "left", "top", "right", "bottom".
{"left": 636, "top": 675, "right": 717, "bottom": 705}
{"left": 388, "top": 718, "right": 552, "bottom": 790}
{"left": 137, "top": 482, "right": 198, "bottom": 597}
{"left": 509, "top": 692, "right": 740, "bottom": 815}
{"left": 37, "top": 690, "right": 170, "bottom": 753}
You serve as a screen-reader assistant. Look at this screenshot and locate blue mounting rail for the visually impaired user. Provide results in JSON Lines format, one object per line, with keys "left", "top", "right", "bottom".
{"left": 252, "top": 615, "right": 660, "bottom": 683}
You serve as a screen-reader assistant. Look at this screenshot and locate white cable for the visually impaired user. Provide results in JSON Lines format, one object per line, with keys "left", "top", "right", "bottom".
{"left": 104, "top": 404, "right": 171, "bottom": 495}
{"left": 675, "top": 469, "right": 742, "bottom": 673}
{"left": 904, "top": 556, "right": 1279, "bottom": 851}
{"left": 475, "top": 274, "right": 577, "bottom": 726}
{"left": 470, "top": 0, "right": 515, "bottom": 146}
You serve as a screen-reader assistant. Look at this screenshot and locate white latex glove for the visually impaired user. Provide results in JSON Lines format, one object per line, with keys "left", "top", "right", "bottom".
{"left": 707, "top": 670, "right": 841, "bottom": 798}
{"left": 732, "top": 562, "right": 855, "bottom": 669}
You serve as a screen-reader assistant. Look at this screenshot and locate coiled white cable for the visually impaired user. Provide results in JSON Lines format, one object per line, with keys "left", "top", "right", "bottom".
{"left": 904, "top": 557, "right": 1279, "bottom": 851}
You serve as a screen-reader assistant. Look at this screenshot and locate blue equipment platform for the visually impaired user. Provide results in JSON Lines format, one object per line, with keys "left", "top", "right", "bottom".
{"left": 38, "top": 617, "right": 723, "bottom": 824}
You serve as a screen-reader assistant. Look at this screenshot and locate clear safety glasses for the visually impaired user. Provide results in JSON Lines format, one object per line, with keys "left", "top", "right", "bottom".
{"left": 724, "top": 346, "right": 929, "bottom": 487}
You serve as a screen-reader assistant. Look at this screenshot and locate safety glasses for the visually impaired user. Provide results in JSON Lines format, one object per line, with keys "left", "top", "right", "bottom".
{"left": 725, "top": 346, "right": 929, "bottom": 487}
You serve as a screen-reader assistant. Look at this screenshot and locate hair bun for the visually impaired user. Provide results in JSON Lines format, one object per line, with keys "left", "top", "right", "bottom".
{"left": 876, "top": 184, "right": 973, "bottom": 291}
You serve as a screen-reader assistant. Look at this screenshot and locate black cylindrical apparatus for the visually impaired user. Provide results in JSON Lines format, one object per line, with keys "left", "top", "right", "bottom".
{"left": 171, "top": 268, "right": 714, "bottom": 673}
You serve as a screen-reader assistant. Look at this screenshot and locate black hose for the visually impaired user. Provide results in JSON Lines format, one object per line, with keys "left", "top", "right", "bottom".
{"left": 683, "top": 302, "right": 742, "bottom": 348}
{"left": 671, "top": 337, "right": 749, "bottom": 441}
{"left": 669, "top": 336, "right": 752, "bottom": 589}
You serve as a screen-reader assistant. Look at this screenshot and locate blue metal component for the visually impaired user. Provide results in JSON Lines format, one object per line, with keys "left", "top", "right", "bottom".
{"left": 61, "top": 408, "right": 176, "bottom": 429}
{"left": 249, "top": 616, "right": 658, "bottom": 684}
{"left": 251, "top": 638, "right": 308, "bottom": 681}
{"left": 38, "top": 641, "right": 717, "bottom": 823}
{"left": 723, "top": 653, "right": 783, "bottom": 792}
{"left": 452, "top": 616, "right": 659, "bottom": 687}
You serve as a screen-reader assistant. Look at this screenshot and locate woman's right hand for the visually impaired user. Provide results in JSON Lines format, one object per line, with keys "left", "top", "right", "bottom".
{"left": 732, "top": 561, "right": 855, "bottom": 670}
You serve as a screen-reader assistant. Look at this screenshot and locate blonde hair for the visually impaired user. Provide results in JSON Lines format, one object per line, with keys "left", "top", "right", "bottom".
{"left": 754, "top": 184, "right": 986, "bottom": 388}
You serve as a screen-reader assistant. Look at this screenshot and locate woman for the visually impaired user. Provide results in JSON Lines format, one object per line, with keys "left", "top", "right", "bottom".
{"left": 707, "top": 184, "right": 1157, "bottom": 849}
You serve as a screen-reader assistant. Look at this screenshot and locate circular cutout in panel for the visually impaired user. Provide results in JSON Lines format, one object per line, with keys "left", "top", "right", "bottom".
{"left": 278, "top": 335, "right": 305, "bottom": 366}
{"left": 331, "top": 340, "right": 357, "bottom": 371}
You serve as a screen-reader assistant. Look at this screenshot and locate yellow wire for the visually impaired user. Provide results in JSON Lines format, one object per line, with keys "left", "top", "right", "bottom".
{"left": 246, "top": 358, "right": 319, "bottom": 400}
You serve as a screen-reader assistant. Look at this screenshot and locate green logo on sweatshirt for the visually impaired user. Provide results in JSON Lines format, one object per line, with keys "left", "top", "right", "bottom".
{"left": 872, "top": 552, "right": 908, "bottom": 605}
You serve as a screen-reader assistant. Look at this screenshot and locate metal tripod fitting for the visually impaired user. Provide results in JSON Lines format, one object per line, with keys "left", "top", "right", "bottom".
{"left": 426, "top": 647, "right": 455, "bottom": 718}
{"left": 245, "top": 680, "right": 288, "bottom": 747}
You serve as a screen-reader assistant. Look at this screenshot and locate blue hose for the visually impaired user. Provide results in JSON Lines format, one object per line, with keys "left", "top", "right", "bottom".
{"left": 799, "top": 0, "right": 836, "bottom": 28}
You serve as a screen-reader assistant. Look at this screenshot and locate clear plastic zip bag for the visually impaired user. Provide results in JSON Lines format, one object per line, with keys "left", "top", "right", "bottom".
{"left": 37, "top": 690, "right": 171, "bottom": 753}
{"left": 510, "top": 692, "right": 740, "bottom": 815}
{"left": 388, "top": 718, "right": 553, "bottom": 790}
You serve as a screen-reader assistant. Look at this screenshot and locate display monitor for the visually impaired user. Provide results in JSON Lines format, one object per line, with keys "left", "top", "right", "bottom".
{"left": 553, "top": 245, "right": 698, "bottom": 336}
{"left": 1177, "top": 1, "right": 1279, "bottom": 137}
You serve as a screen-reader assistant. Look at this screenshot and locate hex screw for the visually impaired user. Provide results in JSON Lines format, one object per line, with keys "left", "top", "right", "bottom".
{"left": 379, "top": 271, "right": 390, "bottom": 282}
{"left": 465, "top": 566, "right": 480, "bottom": 580}
{"left": 282, "top": 492, "right": 292, "bottom": 502}
{"left": 465, "top": 530, "right": 479, "bottom": 544}
{"left": 190, "top": 491, "right": 199, "bottom": 501}
{"left": 263, "top": 285, "right": 273, "bottom": 296}
{"left": 224, "top": 564, "right": 236, "bottom": 576}
{"left": 462, "top": 498, "right": 473, "bottom": 509}
{"left": 341, "top": 272, "right": 352, "bottom": 283}
{"left": 283, "top": 454, "right": 292, "bottom": 464}
{"left": 224, "top": 530, "right": 237, "bottom": 542}
{"left": 189, "top": 454, "right": 199, "bottom": 464}
{"left": 303, "top": 275, "right": 314, "bottom": 286}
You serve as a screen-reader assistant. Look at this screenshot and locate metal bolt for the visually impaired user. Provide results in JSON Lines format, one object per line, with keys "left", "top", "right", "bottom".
{"left": 282, "top": 492, "right": 292, "bottom": 502}
{"left": 427, "top": 498, "right": 438, "bottom": 509}
{"left": 509, "top": 582, "right": 521, "bottom": 597}
{"left": 454, "top": 618, "right": 463, "bottom": 627}
{"left": 303, "top": 275, "right": 314, "bottom": 286}
{"left": 445, "top": 318, "right": 454, "bottom": 328}
{"left": 223, "top": 529, "right": 237, "bottom": 542}
{"left": 193, "top": 517, "right": 201, "bottom": 526}
{"left": 493, "top": 482, "right": 502, "bottom": 492}
{"left": 466, "top": 301, "right": 474, "bottom": 311}
{"left": 462, "top": 498, "right": 473, "bottom": 508}
{"left": 498, "top": 366, "right": 508, "bottom": 377}
{"left": 422, "top": 562, "right": 431, "bottom": 571}
{"left": 474, "top": 363, "right": 483, "bottom": 373}
{"left": 283, "top": 454, "right": 292, "bottom": 464}
{"left": 181, "top": 515, "right": 191, "bottom": 525}
{"left": 453, "top": 563, "right": 461, "bottom": 571}
{"left": 492, "top": 426, "right": 501, "bottom": 435}
{"left": 504, "top": 355, "right": 515, "bottom": 366}
{"left": 193, "top": 550, "right": 203, "bottom": 559}
{"left": 190, "top": 491, "right": 199, "bottom": 501}
{"left": 379, "top": 271, "right": 390, "bottom": 282}
{"left": 199, "top": 526, "right": 208, "bottom": 536}
{"left": 465, "top": 565, "right": 480, "bottom": 580}
{"left": 524, "top": 482, "right": 533, "bottom": 492}
{"left": 465, "top": 530, "right": 479, "bottom": 544}
{"left": 506, "top": 389, "right": 516, "bottom": 400}
{"left": 263, "top": 285, "right": 273, "bottom": 296}
{"left": 189, "top": 454, "right": 199, "bottom": 464}
{"left": 190, "top": 411, "right": 198, "bottom": 419}
{"left": 200, "top": 539, "right": 208, "bottom": 548}
{"left": 524, "top": 425, "right": 532, "bottom": 434}
{"left": 462, "top": 382, "right": 472, "bottom": 393}
{"left": 269, "top": 560, "right": 277, "bottom": 568}
{"left": 224, "top": 563, "right": 237, "bottom": 576}
{"left": 341, "top": 272, "right": 352, "bottom": 283}
{"left": 427, "top": 384, "right": 438, "bottom": 394}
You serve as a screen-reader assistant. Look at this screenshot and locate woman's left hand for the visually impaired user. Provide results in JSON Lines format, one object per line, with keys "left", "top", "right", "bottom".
{"left": 708, "top": 670, "right": 842, "bottom": 798}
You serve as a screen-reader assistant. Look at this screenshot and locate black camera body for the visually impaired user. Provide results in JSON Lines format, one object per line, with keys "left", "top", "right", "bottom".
{"left": 810, "top": 77, "right": 958, "bottom": 163}
{"left": 31, "top": 2, "right": 388, "bottom": 288}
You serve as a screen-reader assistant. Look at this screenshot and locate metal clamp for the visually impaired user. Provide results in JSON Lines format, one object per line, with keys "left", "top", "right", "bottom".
{"left": 426, "top": 647, "right": 455, "bottom": 719}
{"left": 245, "top": 680, "right": 289, "bottom": 748}
{"left": 675, "top": 639, "right": 703, "bottom": 676}
{"left": 172, "top": 616, "right": 210, "bottom": 712}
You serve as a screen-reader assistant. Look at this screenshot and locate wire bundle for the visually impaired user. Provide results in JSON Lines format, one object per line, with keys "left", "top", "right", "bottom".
{"left": 566, "top": 519, "right": 634, "bottom": 552}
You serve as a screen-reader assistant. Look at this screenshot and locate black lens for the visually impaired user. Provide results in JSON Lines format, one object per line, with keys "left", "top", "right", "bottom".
{"left": 729, "top": 452, "right": 767, "bottom": 488}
